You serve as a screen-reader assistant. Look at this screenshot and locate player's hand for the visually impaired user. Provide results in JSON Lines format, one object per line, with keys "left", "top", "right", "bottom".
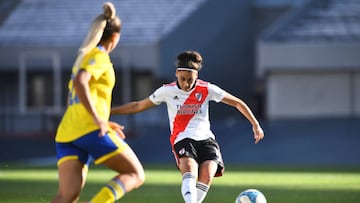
{"left": 109, "top": 121, "right": 126, "bottom": 139}
{"left": 253, "top": 125, "right": 264, "bottom": 144}
{"left": 94, "top": 117, "right": 110, "bottom": 137}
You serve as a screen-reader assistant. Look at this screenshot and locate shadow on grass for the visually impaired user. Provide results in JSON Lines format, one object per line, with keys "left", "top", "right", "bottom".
{"left": 0, "top": 179, "right": 359, "bottom": 203}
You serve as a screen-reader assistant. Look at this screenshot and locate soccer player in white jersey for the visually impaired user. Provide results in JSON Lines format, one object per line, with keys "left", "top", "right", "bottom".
{"left": 111, "top": 51, "right": 264, "bottom": 203}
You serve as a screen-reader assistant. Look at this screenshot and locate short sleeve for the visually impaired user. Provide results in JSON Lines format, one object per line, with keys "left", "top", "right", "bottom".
{"left": 208, "top": 83, "right": 225, "bottom": 102}
{"left": 80, "top": 51, "right": 110, "bottom": 80}
{"left": 149, "top": 86, "right": 167, "bottom": 105}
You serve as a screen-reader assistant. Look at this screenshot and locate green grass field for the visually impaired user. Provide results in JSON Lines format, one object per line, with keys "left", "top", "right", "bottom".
{"left": 0, "top": 164, "right": 359, "bottom": 203}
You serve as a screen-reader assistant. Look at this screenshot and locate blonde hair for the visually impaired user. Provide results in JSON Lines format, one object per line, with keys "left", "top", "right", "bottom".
{"left": 78, "top": 2, "right": 118, "bottom": 55}
{"left": 72, "top": 2, "right": 121, "bottom": 68}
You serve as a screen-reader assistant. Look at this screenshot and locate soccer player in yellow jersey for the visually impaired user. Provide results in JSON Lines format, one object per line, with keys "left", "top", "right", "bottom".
{"left": 51, "top": 3, "right": 144, "bottom": 203}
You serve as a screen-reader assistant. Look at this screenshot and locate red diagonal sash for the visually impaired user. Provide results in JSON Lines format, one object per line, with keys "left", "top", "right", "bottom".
{"left": 170, "top": 83, "right": 208, "bottom": 146}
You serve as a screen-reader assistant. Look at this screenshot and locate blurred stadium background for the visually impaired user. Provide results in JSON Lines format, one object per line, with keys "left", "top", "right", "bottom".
{"left": 0, "top": 0, "right": 359, "bottom": 167}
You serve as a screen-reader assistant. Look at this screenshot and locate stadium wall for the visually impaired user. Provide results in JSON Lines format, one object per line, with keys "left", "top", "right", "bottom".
{"left": 257, "top": 42, "right": 360, "bottom": 119}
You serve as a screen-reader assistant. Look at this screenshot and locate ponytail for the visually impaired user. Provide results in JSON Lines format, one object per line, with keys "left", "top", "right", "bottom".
{"left": 72, "top": 2, "right": 120, "bottom": 68}
{"left": 78, "top": 2, "right": 117, "bottom": 55}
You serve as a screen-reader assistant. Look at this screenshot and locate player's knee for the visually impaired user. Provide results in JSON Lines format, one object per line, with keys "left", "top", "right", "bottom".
{"left": 136, "top": 169, "right": 145, "bottom": 187}
{"left": 129, "top": 169, "right": 145, "bottom": 188}
{"left": 198, "top": 173, "right": 214, "bottom": 185}
{"left": 179, "top": 158, "right": 197, "bottom": 172}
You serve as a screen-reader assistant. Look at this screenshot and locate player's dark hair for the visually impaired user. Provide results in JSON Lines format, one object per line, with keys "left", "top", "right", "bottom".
{"left": 176, "top": 51, "right": 203, "bottom": 71}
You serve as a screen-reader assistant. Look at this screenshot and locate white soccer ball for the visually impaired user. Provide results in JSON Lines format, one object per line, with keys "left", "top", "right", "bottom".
{"left": 235, "top": 189, "right": 267, "bottom": 203}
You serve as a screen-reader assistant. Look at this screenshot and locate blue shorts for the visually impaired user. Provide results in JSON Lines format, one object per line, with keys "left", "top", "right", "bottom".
{"left": 56, "top": 130, "right": 129, "bottom": 166}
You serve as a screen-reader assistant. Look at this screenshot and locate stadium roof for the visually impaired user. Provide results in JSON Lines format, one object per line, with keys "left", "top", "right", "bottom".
{"left": 0, "top": 0, "right": 206, "bottom": 47}
{"left": 262, "top": 0, "right": 360, "bottom": 42}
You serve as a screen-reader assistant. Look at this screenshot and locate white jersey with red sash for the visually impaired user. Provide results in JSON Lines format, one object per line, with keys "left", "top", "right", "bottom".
{"left": 149, "top": 79, "right": 225, "bottom": 147}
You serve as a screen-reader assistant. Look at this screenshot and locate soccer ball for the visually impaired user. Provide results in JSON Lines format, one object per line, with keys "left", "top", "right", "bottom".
{"left": 235, "top": 189, "right": 267, "bottom": 203}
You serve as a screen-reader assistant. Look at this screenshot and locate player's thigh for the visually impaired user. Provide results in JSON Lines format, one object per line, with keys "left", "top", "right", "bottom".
{"left": 173, "top": 138, "right": 199, "bottom": 174}
{"left": 102, "top": 146, "right": 144, "bottom": 176}
{"left": 198, "top": 160, "right": 218, "bottom": 184}
{"left": 178, "top": 157, "right": 198, "bottom": 174}
{"left": 57, "top": 159, "right": 86, "bottom": 196}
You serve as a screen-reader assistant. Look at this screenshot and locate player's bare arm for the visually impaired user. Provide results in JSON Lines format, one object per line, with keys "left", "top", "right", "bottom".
{"left": 221, "top": 91, "right": 264, "bottom": 144}
{"left": 74, "top": 69, "right": 109, "bottom": 136}
{"left": 111, "top": 98, "right": 156, "bottom": 114}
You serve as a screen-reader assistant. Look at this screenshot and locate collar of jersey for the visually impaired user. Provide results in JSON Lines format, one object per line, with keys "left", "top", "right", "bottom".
{"left": 176, "top": 80, "right": 197, "bottom": 92}
{"left": 97, "top": 45, "right": 106, "bottom": 52}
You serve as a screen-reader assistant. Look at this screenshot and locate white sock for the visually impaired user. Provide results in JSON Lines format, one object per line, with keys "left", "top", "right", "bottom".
{"left": 196, "top": 182, "right": 209, "bottom": 203}
{"left": 181, "top": 172, "right": 197, "bottom": 203}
